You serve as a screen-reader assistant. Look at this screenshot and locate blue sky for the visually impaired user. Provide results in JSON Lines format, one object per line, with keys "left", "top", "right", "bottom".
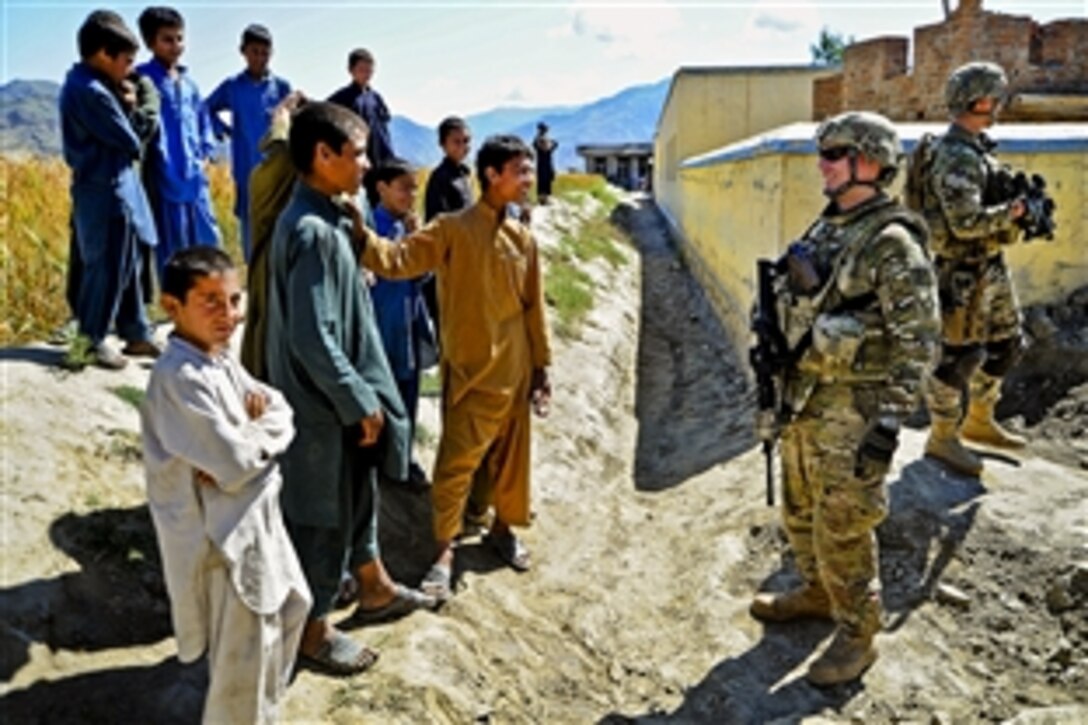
{"left": 1, "top": 1, "right": 1081, "bottom": 125}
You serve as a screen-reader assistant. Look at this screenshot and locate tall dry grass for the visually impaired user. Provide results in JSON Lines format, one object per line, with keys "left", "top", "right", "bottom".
{"left": 1, "top": 160, "right": 605, "bottom": 345}
{"left": 0, "top": 157, "right": 241, "bottom": 345}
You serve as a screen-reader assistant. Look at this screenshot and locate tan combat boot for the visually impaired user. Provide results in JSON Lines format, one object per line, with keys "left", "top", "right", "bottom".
{"left": 750, "top": 583, "right": 832, "bottom": 623}
{"left": 925, "top": 418, "right": 983, "bottom": 477}
{"left": 961, "top": 399, "right": 1027, "bottom": 449}
{"left": 806, "top": 621, "right": 879, "bottom": 686}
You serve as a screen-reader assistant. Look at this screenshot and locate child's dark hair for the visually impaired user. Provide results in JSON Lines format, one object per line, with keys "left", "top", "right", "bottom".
{"left": 77, "top": 10, "right": 139, "bottom": 59}
{"left": 137, "top": 6, "right": 184, "bottom": 47}
{"left": 348, "top": 48, "right": 374, "bottom": 70}
{"left": 161, "top": 247, "right": 235, "bottom": 302}
{"left": 241, "top": 23, "right": 272, "bottom": 49}
{"left": 438, "top": 116, "right": 468, "bottom": 145}
{"left": 476, "top": 135, "right": 533, "bottom": 192}
{"left": 364, "top": 157, "right": 414, "bottom": 207}
{"left": 288, "top": 101, "right": 367, "bottom": 174}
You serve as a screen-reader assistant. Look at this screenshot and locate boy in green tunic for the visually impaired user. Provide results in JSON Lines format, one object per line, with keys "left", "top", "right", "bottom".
{"left": 264, "top": 101, "right": 434, "bottom": 676}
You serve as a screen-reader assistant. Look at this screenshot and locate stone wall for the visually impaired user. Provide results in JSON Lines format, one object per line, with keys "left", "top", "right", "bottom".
{"left": 813, "top": 0, "right": 1088, "bottom": 121}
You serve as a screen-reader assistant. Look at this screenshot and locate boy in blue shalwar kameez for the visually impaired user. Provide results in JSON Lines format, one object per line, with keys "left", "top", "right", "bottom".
{"left": 59, "top": 10, "right": 161, "bottom": 370}
{"left": 204, "top": 24, "right": 292, "bottom": 260}
{"left": 136, "top": 6, "right": 220, "bottom": 278}
{"left": 364, "top": 159, "right": 437, "bottom": 489}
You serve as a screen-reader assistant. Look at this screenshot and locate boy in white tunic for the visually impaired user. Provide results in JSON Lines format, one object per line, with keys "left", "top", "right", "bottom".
{"left": 141, "top": 246, "right": 311, "bottom": 723}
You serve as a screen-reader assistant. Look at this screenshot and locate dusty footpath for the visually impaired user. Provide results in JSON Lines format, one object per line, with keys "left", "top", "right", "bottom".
{"left": 1, "top": 193, "right": 1086, "bottom": 724}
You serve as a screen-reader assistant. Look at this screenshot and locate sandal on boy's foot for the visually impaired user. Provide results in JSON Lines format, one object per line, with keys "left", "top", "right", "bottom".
{"left": 421, "top": 563, "right": 452, "bottom": 602}
{"left": 299, "top": 631, "right": 378, "bottom": 676}
{"left": 484, "top": 530, "right": 531, "bottom": 572}
{"left": 347, "top": 584, "right": 436, "bottom": 626}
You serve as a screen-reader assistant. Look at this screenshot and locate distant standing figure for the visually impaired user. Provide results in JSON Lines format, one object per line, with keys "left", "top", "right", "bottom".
{"left": 533, "top": 122, "right": 557, "bottom": 203}
{"left": 136, "top": 6, "right": 221, "bottom": 279}
{"left": 204, "top": 23, "right": 293, "bottom": 260}
{"left": 424, "top": 116, "right": 474, "bottom": 222}
{"left": 327, "top": 48, "right": 395, "bottom": 171}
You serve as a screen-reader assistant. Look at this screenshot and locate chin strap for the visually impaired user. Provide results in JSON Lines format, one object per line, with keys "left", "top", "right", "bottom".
{"left": 823, "top": 150, "right": 884, "bottom": 200}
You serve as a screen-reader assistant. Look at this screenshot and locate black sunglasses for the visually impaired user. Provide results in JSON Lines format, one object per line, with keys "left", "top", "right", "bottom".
{"left": 818, "top": 146, "right": 853, "bottom": 162}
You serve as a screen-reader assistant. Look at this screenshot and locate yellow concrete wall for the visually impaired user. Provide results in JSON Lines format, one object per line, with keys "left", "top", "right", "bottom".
{"left": 654, "top": 66, "right": 835, "bottom": 227}
{"left": 667, "top": 124, "right": 1088, "bottom": 349}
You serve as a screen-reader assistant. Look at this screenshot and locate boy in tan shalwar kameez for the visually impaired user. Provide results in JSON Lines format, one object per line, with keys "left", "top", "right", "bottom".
{"left": 356, "top": 134, "right": 552, "bottom": 599}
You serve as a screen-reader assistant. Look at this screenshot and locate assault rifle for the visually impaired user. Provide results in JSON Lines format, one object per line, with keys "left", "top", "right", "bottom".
{"left": 749, "top": 259, "right": 790, "bottom": 506}
{"left": 993, "top": 170, "right": 1057, "bottom": 241}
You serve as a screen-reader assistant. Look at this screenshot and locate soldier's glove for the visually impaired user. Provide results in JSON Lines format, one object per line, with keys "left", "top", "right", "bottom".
{"left": 855, "top": 416, "right": 900, "bottom": 477}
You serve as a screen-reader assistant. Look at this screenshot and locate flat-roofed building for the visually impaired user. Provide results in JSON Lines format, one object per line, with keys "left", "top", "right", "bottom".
{"left": 575, "top": 142, "right": 654, "bottom": 190}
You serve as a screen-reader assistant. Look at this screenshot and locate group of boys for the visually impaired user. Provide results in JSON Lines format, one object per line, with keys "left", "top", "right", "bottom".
{"left": 60, "top": 2, "right": 1039, "bottom": 715}
{"left": 750, "top": 61, "right": 1038, "bottom": 686}
{"left": 64, "top": 8, "right": 551, "bottom": 722}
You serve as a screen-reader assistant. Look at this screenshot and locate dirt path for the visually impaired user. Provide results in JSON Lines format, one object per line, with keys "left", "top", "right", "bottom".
{"left": 1, "top": 193, "right": 1085, "bottom": 724}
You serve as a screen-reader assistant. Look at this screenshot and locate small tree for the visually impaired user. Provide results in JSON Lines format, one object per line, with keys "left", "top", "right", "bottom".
{"left": 810, "top": 27, "right": 853, "bottom": 66}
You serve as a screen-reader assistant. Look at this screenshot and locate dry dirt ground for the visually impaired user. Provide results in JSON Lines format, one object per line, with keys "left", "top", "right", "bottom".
{"left": 1, "top": 193, "right": 1085, "bottom": 724}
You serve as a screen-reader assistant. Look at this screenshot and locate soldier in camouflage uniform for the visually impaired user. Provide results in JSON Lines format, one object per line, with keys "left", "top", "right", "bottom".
{"left": 750, "top": 112, "right": 940, "bottom": 685}
{"left": 917, "top": 62, "right": 1028, "bottom": 477}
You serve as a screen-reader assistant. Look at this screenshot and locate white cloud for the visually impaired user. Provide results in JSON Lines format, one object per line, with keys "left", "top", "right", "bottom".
{"left": 754, "top": 12, "right": 804, "bottom": 33}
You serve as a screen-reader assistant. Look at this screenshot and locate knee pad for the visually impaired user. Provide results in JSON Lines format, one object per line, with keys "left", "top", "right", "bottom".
{"left": 934, "top": 344, "right": 984, "bottom": 388}
{"left": 981, "top": 336, "right": 1023, "bottom": 377}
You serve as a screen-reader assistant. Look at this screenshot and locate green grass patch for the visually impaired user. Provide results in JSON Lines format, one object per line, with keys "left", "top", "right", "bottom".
{"left": 553, "top": 173, "right": 621, "bottom": 211}
{"left": 562, "top": 215, "right": 628, "bottom": 270}
{"left": 110, "top": 385, "right": 146, "bottom": 410}
{"left": 544, "top": 251, "right": 594, "bottom": 339}
{"left": 540, "top": 189, "right": 633, "bottom": 339}
{"left": 420, "top": 369, "right": 442, "bottom": 398}
{"left": 414, "top": 422, "right": 437, "bottom": 448}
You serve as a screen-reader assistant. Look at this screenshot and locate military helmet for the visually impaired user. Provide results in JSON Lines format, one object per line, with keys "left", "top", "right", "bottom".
{"left": 815, "top": 111, "right": 903, "bottom": 186}
{"left": 946, "top": 61, "right": 1008, "bottom": 115}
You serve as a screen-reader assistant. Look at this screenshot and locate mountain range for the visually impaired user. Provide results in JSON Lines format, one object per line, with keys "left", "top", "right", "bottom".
{"left": 1, "top": 77, "right": 669, "bottom": 171}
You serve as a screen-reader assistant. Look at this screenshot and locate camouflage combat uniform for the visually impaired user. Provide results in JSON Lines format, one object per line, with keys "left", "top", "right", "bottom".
{"left": 916, "top": 62, "right": 1027, "bottom": 473}
{"left": 923, "top": 125, "right": 1022, "bottom": 421}
{"left": 752, "top": 112, "right": 940, "bottom": 685}
{"left": 779, "top": 194, "right": 940, "bottom": 637}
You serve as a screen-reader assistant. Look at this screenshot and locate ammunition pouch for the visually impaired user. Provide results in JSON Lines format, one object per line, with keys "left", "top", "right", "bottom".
{"left": 936, "top": 254, "right": 1000, "bottom": 311}
{"left": 805, "top": 313, "right": 866, "bottom": 374}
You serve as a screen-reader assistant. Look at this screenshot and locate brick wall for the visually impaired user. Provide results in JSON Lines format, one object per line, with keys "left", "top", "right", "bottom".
{"left": 812, "top": 0, "right": 1088, "bottom": 121}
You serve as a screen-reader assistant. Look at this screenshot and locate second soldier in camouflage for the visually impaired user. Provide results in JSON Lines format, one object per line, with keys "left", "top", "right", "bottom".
{"left": 914, "top": 61, "right": 1030, "bottom": 477}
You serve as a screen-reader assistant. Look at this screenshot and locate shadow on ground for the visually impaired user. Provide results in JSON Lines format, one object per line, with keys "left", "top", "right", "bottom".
{"left": 0, "top": 506, "right": 171, "bottom": 685}
{"left": 599, "top": 456, "right": 992, "bottom": 722}
{"left": 613, "top": 199, "right": 755, "bottom": 493}
{"left": 0, "top": 657, "right": 206, "bottom": 725}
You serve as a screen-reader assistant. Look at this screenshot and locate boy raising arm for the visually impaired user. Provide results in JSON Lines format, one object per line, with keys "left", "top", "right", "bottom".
{"left": 356, "top": 135, "right": 553, "bottom": 599}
